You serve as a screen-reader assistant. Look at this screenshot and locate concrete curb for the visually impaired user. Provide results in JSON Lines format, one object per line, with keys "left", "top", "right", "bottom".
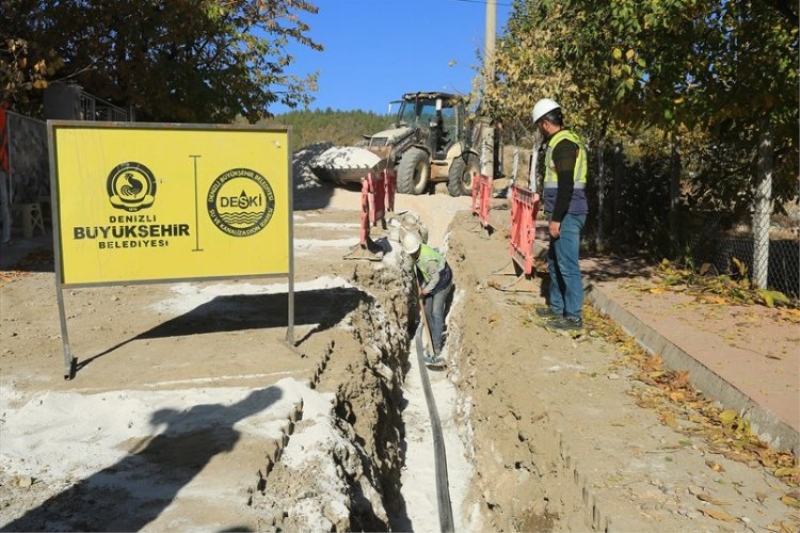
{"left": 586, "top": 283, "right": 799, "bottom": 456}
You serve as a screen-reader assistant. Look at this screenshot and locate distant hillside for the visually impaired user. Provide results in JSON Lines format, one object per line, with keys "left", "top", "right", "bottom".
{"left": 259, "top": 109, "right": 394, "bottom": 149}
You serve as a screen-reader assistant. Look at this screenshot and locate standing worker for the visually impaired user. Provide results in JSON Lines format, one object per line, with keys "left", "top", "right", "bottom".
{"left": 402, "top": 232, "right": 453, "bottom": 366}
{"left": 531, "top": 98, "right": 588, "bottom": 332}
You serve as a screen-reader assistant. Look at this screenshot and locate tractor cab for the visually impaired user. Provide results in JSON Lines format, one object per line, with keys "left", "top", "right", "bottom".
{"left": 394, "top": 92, "right": 462, "bottom": 160}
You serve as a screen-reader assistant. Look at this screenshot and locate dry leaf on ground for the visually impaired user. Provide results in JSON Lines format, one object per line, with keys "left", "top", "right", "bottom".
{"left": 701, "top": 508, "right": 737, "bottom": 522}
{"left": 697, "top": 493, "right": 731, "bottom": 506}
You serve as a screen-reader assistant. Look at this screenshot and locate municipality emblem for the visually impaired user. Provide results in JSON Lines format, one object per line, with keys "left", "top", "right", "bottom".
{"left": 207, "top": 168, "right": 275, "bottom": 237}
{"left": 107, "top": 162, "right": 157, "bottom": 212}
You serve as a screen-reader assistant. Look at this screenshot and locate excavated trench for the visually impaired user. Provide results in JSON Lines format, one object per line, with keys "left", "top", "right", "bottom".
{"left": 9, "top": 195, "right": 782, "bottom": 531}
{"left": 247, "top": 216, "right": 595, "bottom": 533}
{"left": 1, "top": 159, "right": 793, "bottom": 532}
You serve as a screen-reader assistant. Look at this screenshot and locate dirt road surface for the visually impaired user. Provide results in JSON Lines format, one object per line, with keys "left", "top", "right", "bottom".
{"left": 1, "top": 148, "right": 798, "bottom": 532}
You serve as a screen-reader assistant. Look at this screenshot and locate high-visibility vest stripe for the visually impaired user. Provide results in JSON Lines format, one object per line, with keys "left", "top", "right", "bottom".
{"left": 543, "top": 129, "right": 587, "bottom": 189}
{"left": 416, "top": 244, "right": 446, "bottom": 283}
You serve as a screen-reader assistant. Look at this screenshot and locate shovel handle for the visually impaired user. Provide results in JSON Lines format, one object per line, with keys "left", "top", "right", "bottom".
{"left": 418, "top": 292, "right": 436, "bottom": 353}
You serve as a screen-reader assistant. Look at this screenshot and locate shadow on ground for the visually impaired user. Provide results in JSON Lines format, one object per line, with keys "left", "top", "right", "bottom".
{"left": 74, "top": 286, "right": 368, "bottom": 374}
{"left": 0, "top": 230, "right": 54, "bottom": 273}
{"left": 0, "top": 386, "right": 283, "bottom": 533}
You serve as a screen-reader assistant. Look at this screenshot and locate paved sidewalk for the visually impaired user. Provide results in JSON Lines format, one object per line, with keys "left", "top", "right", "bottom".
{"left": 490, "top": 199, "right": 800, "bottom": 455}
{"left": 523, "top": 218, "right": 800, "bottom": 455}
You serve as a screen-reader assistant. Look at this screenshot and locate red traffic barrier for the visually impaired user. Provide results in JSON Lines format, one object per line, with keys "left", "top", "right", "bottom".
{"left": 490, "top": 184, "right": 540, "bottom": 291}
{"left": 384, "top": 168, "right": 396, "bottom": 213}
{"left": 367, "top": 170, "right": 386, "bottom": 227}
{"left": 470, "top": 172, "right": 493, "bottom": 233}
{"left": 508, "top": 185, "right": 540, "bottom": 276}
{"left": 344, "top": 171, "right": 387, "bottom": 261}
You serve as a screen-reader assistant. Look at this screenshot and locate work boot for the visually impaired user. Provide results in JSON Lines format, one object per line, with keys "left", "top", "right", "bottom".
{"left": 535, "top": 306, "right": 560, "bottom": 319}
{"left": 424, "top": 354, "right": 446, "bottom": 368}
{"left": 546, "top": 316, "right": 583, "bottom": 332}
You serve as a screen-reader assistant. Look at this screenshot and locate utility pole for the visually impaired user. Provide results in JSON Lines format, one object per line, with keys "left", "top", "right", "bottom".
{"left": 481, "top": 0, "right": 497, "bottom": 178}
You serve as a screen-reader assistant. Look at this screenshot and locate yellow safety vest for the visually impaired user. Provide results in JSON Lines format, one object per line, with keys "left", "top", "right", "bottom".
{"left": 542, "top": 129, "right": 589, "bottom": 215}
{"left": 543, "top": 129, "right": 587, "bottom": 189}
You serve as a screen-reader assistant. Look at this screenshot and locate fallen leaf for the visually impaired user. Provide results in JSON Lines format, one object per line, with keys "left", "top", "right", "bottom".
{"left": 766, "top": 520, "right": 800, "bottom": 533}
{"left": 781, "top": 522, "right": 799, "bottom": 533}
{"left": 705, "top": 459, "right": 725, "bottom": 472}
{"left": 669, "top": 391, "right": 685, "bottom": 402}
{"left": 671, "top": 370, "right": 690, "bottom": 387}
{"left": 701, "top": 508, "right": 737, "bottom": 522}
{"left": 780, "top": 311, "right": 800, "bottom": 323}
{"left": 659, "top": 410, "right": 679, "bottom": 429}
{"left": 719, "top": 409, "right": 738, "bottom": 424}
{"left": 697, "top": 493, "right": 731, "bottom": 506}
{"left": 775, "top": 467, "right": 800, "bottom": 477}
{"left": 780, "top": 495, "right": 800, "bottom": 508}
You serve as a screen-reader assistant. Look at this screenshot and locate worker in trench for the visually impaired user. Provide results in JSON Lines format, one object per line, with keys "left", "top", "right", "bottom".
{"left": 402, "top": 232, "right": 453, "bottom": 367}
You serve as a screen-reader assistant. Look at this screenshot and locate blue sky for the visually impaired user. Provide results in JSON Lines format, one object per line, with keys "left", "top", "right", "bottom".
{"left": 273, "top": 0, "right": 511, "bottom": 115}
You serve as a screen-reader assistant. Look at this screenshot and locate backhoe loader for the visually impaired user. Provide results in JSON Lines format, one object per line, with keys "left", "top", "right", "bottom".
{"left": 309, "top": 91, "right": 502, "bottom": 196}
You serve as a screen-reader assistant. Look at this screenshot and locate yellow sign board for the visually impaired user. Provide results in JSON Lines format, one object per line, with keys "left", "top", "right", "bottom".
{"left": 49, "top": 122, "right": 292, "bottom": 286}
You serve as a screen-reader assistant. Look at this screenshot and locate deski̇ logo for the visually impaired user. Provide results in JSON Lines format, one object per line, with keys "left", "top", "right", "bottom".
{"left": 206, "top": 168, "right": 275, "bottom": 237}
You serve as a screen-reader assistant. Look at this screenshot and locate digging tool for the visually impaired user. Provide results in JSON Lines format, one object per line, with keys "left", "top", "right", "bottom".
{"left": 343, "top": 238, "right": 385, "bottom": 261}
{"left": 418, "top": 294, "right": 435, "bottom": 354}
{"left": 416, "top": 281, "right": 445, "bottom": 369}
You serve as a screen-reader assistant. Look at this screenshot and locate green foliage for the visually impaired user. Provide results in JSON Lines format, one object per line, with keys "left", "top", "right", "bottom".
{"left": 756, "top": 289, "right": 791, "bottom": 308}
{"left": 256, "top": 109, "right": 394, "bottom": 149}
{"left": 585, "top": 139, "right": 675, "bottom": 257}
{"left": 0, "top": 37, "right": 62, "bottom": 108}
{"left": 1, "top": 0, "right": 323, "bottom": 123}
{"left": 488, "top": 0, "right": 798, "bottom": 260}
{"left": 654, "top": 259, "right": 793, "bottom": 308}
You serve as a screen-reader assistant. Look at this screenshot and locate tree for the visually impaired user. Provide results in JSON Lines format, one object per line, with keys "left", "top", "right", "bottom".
{"left": 485, "top": 0, "right": 798, "bottom": 202}
{"left": 1, "top": 0, "right": 322, "bottom": 122}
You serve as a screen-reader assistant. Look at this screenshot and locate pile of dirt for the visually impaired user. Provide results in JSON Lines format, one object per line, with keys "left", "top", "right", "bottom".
{"left": 444, "top": 210, "right": 799, "bottom": 532}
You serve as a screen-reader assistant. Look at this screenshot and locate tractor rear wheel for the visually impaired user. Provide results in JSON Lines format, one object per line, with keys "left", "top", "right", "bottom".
{"left": 397, "top": 148, "right": 430, "bottom": 195}
{"left": 447, "top": 153, "right": 480, "bottom": 197}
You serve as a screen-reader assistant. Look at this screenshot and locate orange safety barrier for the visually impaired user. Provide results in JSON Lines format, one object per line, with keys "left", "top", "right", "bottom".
{"left": 367, "top": 170, "right": 386, "bottom": 229}
{"left": 508, "top": 185, "right": 540, "bottom": 277}
{"left": 384, "top": 168, "right": 396, "bottom": 213}
{"left": 345, "top": 170, "right": 388, "bottom": 261}
{"left": 470, "top": 172, "right": 493, "bottom": 233}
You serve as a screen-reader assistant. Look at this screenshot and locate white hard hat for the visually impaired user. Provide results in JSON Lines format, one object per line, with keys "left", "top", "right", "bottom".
{"left": 532, "top": 98, "right": 560, "bottom": 123}
{"left": 402, "top": 232, "right": 421, "bottom": 255}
